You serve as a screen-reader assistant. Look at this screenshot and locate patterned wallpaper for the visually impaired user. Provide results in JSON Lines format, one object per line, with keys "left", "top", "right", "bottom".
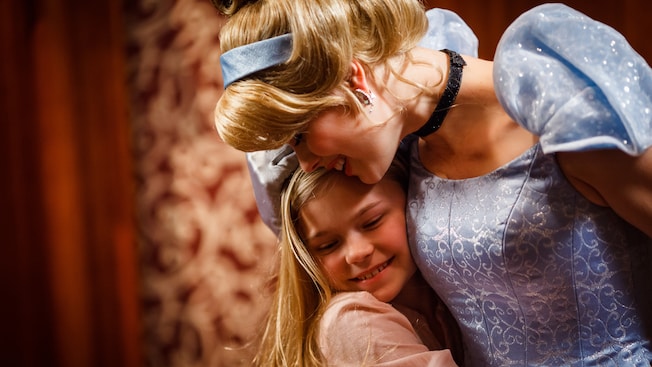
{"left": 125, "top": 0, "right": 277, "bottom": 366}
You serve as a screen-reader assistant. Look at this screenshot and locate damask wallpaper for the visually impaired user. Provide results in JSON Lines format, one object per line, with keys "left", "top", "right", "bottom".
{"left": 125, "top": 1, "right": 277, "bottom": 366}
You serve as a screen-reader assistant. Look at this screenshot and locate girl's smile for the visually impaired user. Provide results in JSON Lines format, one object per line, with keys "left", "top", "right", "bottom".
{"left": 351, "top": 257, "right": 393, "bottom": 282}
{"left": 298, "top": 173, "right": 415, "bottom": 302}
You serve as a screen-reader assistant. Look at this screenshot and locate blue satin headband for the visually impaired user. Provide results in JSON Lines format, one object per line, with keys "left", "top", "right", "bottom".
{"left": 220, "top": 34, "right": 293, "bottom": 88}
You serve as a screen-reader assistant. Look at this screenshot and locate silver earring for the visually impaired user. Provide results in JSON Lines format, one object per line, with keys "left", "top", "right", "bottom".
{"left": 354, "top": 88, "right": 375, "bottom": 113}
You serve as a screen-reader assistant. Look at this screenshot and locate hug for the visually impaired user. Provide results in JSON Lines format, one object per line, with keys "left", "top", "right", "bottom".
{"left": 212, "top": 0, "right": 652, "bottom": 365}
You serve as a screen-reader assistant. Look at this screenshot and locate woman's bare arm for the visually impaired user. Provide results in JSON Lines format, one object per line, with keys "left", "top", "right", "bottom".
{"left": 558, "top": 147, "right": 652, "bottom": 238}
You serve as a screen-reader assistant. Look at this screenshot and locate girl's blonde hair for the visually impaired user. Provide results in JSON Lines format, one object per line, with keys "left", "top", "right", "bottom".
{"left": 213, "top": 0, "right": 429, "bottom": 151}
{"left": 254, "top": 158, "right": 408, "bottom": 366}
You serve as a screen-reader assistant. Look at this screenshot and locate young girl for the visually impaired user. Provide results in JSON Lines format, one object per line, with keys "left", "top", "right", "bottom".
{"left": 256, "top": 158, "right": 463, "bottom": 366}
{"left": 213, "top": 0, "right": 652, "bottom": 365}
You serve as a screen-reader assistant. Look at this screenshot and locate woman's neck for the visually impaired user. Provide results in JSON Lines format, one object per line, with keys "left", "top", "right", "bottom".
{"left": 425, "top": 56, "right": 508, "bottom": 149}
{"left": 416, "top": 55, "right": 537, "bottom": 179}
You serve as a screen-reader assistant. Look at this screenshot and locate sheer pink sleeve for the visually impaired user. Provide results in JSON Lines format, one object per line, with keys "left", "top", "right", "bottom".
{"left": 318, "top": 292, "right": 458, "bottom": 367}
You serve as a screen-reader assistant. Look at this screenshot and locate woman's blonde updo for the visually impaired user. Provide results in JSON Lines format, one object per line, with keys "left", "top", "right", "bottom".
{"left": 213, "top": 0, "right": 428, "bottom": 151}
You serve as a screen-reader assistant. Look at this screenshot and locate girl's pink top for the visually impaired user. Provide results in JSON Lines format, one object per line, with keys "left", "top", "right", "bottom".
{"left": 318, "top": 291, "right": 458, "bottom": 367}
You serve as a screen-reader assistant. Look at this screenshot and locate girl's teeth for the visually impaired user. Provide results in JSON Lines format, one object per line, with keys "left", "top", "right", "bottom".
{"left": 357, "top": 261, "right": 389, "bottom": 281}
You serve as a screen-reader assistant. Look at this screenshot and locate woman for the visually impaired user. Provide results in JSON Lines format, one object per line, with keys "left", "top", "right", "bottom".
{"left": 257, "top": 158, "right": 463, "bottom": 366}
{"left": 212, "top": 0, "right": 652, "bottom": 365}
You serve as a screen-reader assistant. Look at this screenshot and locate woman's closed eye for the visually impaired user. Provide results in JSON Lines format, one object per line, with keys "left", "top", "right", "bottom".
{"left": 291, "top": 133, "right": 304, "bottom": 147}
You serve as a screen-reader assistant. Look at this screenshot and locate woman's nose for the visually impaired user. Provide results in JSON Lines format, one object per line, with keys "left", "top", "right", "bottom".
{"left": 293, "top": 145, "right": 321, "bottom": 172}
{"left": 299, "top": 157, "right": 321, "bottom": 172}
{"left": 344, "top": 237, "right": 374, "bottom": 264}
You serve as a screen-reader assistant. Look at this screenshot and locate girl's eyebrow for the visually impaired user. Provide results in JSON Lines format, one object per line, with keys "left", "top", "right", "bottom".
{"left": 299, "top": 219, "right": 327, "bottom": 243}
{"left": 304, "top": 230, "right": 328, "bottom": 243}
{"left": 357, "top": 201, "right": 382, "bottom": 217}
{"left": 303, "top": 200, "right": 383, "bottom": 242}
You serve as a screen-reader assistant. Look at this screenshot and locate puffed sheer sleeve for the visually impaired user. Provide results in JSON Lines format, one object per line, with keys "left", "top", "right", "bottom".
{"left": 493, "top": 3, "right": 652, "bottom": 156}
{"left": 318, "top": 292, "right": 457, "bottom": 367}
{"left": 418, "top": 8, "right": 478, "bottom": 57}
{"left": 246, "top": 144, "right": 296, "bottom": 234}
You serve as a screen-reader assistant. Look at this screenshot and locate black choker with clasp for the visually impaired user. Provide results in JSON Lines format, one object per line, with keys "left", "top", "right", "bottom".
{"left": 414, "top": 49, "right": 466, "bottom": 137}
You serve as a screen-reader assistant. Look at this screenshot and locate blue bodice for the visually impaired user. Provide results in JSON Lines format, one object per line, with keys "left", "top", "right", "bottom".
{"left": 408, "top": 143, "right": 652, "bottom": 366}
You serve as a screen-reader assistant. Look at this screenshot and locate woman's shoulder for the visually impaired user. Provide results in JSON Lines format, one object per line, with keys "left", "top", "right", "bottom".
{"left": 493, "top": 3, "right": 652, "bottom": 156}
{"left": 419, "top": 8, "right": 478, "bottom": 57}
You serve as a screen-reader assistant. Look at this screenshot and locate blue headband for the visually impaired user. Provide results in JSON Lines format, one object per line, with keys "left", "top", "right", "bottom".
{"left": 220, "top": 34, "right": 293, "bottom": 89}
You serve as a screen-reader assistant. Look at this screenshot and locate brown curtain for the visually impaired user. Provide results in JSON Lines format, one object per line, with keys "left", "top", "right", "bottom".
{"left": 428, "top": 0, "right": 652, "bottom": 61}
{"left": 1, "top": 0, "right": 141, "bottom": 366}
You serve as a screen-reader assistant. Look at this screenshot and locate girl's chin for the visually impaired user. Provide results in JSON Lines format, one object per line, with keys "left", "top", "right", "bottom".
{"left": 369, "top": 281, "right": 404, "bottom": 302}
{"left": 371, "top": 288, "right": 401, "bottom": 303}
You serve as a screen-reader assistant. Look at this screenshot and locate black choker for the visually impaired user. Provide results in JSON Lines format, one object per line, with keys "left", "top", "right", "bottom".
{"left": 414, "top": 49, "right": 466, "bottom": 137}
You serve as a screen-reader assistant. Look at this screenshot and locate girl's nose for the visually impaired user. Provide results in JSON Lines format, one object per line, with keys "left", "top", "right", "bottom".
{"left": 344, "top": 237, "right": 374, "bottom": 264}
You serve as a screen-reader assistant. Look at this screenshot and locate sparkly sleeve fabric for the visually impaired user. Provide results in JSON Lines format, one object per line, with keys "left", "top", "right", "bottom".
{"left": 493, "top": 3, "right": 652, "bottom": 155}
{"left": 246, "top": 8, "right": 479, "bottom": 236}
{"left": 418, "top": 8, "right": 478, "bottom": 57}
{"left": 246, "top": 145, "right": 297, "bottom": 235}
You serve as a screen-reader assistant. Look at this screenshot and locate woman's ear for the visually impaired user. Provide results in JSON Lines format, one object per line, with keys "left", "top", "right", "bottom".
{"left": 349, "top": 59, "right": 369, "bottom": 91}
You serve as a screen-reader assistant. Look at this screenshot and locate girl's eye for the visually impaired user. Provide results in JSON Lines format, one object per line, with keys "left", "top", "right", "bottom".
{"left": 291, "top": 133, "right": 304, "bottom": 147}
{"left": 362, "top": 216, "right": 383, "bottom": 230}
{"left": 316, "top": 240, "right": 338, "bottom": 253}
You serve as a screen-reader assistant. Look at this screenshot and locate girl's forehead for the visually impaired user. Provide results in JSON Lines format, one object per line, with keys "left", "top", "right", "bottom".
{"left": 305, "top": 176, "right": 401, "bottom": 215}
{"left": 315, "top": 174, "right": 374, "bottom": 198}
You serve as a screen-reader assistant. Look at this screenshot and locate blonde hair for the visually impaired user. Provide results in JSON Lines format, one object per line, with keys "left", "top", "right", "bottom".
{"left": 253, "top": 158, "right": 408, "bottom": 366}
{"left": 213, "top": 0, "right": 429, "bottom": 151}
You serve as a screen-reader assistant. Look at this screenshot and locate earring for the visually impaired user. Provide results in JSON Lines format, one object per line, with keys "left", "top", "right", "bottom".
{"left": 354, "top": 88, "right": 375, "bottom": 113}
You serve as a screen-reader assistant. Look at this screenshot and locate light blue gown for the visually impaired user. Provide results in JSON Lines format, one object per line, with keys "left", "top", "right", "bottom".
{"left": 408, "top": 4, "right": 652, "bottom": 366}
{"left": 243, "top": 4, "right": 652, "bottom": 366}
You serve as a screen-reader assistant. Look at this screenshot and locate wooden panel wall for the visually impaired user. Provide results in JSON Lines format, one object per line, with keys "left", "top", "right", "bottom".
{"left": 426, "top": 0, "right": 652, "bottom": 62}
